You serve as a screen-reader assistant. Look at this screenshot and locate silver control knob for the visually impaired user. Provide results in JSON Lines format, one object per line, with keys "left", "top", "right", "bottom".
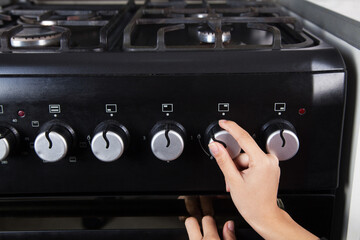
{"left": 205, "top": 123, "right": 241, "bottom": 159}
{"left": 150, "top": 121, "right": 186, "bottom": 162}
{"left": 266, "top": 130, "right": 299, "bottom": 161}
{"left": 262, "top": 120, "right": 299, "bottom": 161}
{"left": 91, "top": 121, "right": 130, "bottom": 162}
{"left": 0, "top": 125, "right": 20, "bottom": 161}
{"left": 34, "top": 121, "right": 76, "bottom": 162}
{"left": 0, "top": 138, "right": 10, "bottom": 161}
{"left": 208, "top": 130, "right": 241, "bottom": 159}
{"left": 35, "top": 132, "right": 68, "bottom": 162}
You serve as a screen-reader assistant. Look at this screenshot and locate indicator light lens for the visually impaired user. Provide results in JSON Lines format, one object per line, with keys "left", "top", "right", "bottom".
{"left": 17, "top": 110, "right": 25, "bottom": 118}
{"left": 299, "top": 108, "right": 306, "bottom": 115}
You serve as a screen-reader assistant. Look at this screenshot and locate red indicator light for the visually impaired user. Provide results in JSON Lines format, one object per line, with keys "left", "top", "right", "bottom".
{"left": 298, "top": 108, "right": 306, "bottom": 115}
{"left": 17, "top": 110, "right": 26, "bottom": 118}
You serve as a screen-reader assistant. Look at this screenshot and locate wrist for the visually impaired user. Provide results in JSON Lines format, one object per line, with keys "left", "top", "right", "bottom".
{"left": 248, "top": 206, "right": 285, "bottom": 234}
{"left": 248, "top": 207, "right": 318, "bottom": 240}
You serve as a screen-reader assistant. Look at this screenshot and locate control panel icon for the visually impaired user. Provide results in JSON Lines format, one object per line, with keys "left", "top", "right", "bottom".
{"left": 274, "top": 103, "right": 286, "bottom": 112}
{"left": 162, "top": 104, "right": 173, "bottom": 113}
{"left": 105, "top": 104, "right": 117, "bottom": 113}
{"left": 49, "top": 104, "right": 61, "bottom": 113}
{"left": 31, "top": 121, "right": 40, "bottom": 128}
{"left": 218, "top": 103, "right": 230, "bottom": 112}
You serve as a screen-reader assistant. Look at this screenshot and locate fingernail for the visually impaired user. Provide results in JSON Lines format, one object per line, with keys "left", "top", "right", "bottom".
{"left": 227, "top": 221, "right": 235, "bottom": 232}
{"left": 208, "top": 143, "right": 219, "bottom": 155}
{"left": 219, "top": 119, "right": 227, "bottom": 125}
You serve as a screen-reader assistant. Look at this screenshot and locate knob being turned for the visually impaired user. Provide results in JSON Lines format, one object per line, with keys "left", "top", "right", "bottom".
{"left": 204, "top": 122, "right": 241, "bottom": 159}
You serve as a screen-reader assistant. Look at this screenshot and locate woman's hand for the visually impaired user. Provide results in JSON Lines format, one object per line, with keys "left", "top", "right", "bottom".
{"left": 207, "top": 120, "right": 318, "bottom": 240}
{"left": 208, "top": 120, "right": 281, "bottom": 229}
{"left": 185, "top": 216, "right": 236, "bottom": 240}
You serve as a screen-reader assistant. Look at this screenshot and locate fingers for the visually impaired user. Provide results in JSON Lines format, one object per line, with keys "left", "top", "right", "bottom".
{"left": 185, "top": 216, "right": 235, "bottom": 240}
{"left": 185, "top": 217, "right": 202, "bottom": 240}
{"left": 209, "top": 142, "right": 242, "bottom": 184}
{"left": 268, "top": 153, "right": 279, "bottom": 166}
{"left": 234, "top": 153, "right": 250, "bottom": 169}
{"left": 219, "top": 120, "right": 266, "bottom": 159}
{"left": 199, "top": 196, "right": 214, "bottom": 217}
{"left": 222, "top": 221, "right": 237, "bottom": 240}
{"left": 184, "top": 196, "right": 202, "bottom": 222}
{"left": 202, "top": 216, "right": 220, "bottom": 240}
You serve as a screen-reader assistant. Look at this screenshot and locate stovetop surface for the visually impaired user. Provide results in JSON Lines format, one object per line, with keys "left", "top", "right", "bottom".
{"left": 0, "top": 0, "right": 319, "bottom": 53}
{"left": 0, "top": 0, "right": 345, "bottom": 75}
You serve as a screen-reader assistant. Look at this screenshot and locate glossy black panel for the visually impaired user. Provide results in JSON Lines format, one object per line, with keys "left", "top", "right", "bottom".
{"left": 0, "top": 47, "right": 345, "bottom": 75}
{"left": 0, "top": 72, "right": 345, "bottom": 196}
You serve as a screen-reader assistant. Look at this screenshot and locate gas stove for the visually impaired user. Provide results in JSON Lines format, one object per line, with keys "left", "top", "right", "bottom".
{"left": 0, "top": 0, "right": 346, "bottom": 197}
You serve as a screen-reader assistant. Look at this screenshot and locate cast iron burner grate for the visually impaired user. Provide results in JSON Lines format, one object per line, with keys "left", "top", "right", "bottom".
{"left": 123, "top": 0, "right": 316, "bottom": 51}
{"left": 0, "top": 4, "right": 132, "bottom": 53}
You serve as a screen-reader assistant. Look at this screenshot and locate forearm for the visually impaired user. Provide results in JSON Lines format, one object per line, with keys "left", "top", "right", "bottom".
{"left": 249, "top": 208, "right": 319, "bottom": 240}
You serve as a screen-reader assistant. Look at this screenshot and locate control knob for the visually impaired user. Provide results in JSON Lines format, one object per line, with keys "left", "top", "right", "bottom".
{"left": 262, "top": 119, "right": 299, "bottom": 161}
{"left": 34, "top": 120, "right": 76, "bottom": 162}
{"left": 91, "top": 120, "right": 130, "bottom": 162}
{"left": 0, "top": 124, "right": 20, "bottom": 161}
{"left": 205, "top": 122, "right": 241, "bottom": 159}
{"left": 150, "top": 121, "right": 186, "bottom": 161}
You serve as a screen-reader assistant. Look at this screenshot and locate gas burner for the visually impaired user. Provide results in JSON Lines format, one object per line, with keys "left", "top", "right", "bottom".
{"left": 196, "top": 25, "right": 232, "bottom": 44}
{"left": 0, "top": 7, "right": 125, "bottom": 52}
{"left": 10, "top": 27, "right": 62, "bottom": 48}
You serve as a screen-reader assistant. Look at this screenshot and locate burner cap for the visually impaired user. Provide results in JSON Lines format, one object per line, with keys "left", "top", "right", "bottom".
{"left": 197, "top": 26, "right": 231, "bottom": 44}
{"left": 10, "top": 27, "right": 62, "bottom": 48}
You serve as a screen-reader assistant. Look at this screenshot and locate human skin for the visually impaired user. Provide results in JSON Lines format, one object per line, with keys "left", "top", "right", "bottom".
{"left": 185, "top": 120, "right": 319, "bottom": 240}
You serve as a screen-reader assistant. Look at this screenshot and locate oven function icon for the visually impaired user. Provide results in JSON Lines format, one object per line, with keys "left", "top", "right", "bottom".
{"left": 162, "top": 104, "right": 173, "bottom": 113}
{"left": 218, "top": 103, "right": 230, "bottom": 112}
{"left": 0, "top": 105, "right": 3, "bottom": 114}
{"left": 274, "top": 103, "right": 286, "bottom": 112}
{"left": 49, "top": 104, "right": 61, "bottom": 114}
{"left": 105, "top": 104, "right": 117, "bottom": 113}
{"left": 31, "top": 121, "right": 40, "bottom": 128}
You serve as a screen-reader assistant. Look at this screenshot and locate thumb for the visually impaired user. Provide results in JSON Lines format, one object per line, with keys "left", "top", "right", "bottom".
{"left": 209, "top": 142, "right": 242, "bottom": 184}
{"left": 223, "top": 221, "right": 236, "bottom": 240}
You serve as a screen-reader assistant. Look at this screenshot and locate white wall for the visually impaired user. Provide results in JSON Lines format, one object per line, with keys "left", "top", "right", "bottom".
{"left": 305, "top": 0, "right": 360, "bottom": 22}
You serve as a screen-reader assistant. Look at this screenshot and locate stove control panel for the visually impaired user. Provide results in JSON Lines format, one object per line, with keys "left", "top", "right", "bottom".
{"left": 0, "top": 72, "right": 345, "bottom": 195}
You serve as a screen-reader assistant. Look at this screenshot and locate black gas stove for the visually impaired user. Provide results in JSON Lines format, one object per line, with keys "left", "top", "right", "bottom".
{"left": 0, "top": 0, "right": 345, "bottom": 194}
{"left": 0, "top": 0, "right": 346, "bottom": 239}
